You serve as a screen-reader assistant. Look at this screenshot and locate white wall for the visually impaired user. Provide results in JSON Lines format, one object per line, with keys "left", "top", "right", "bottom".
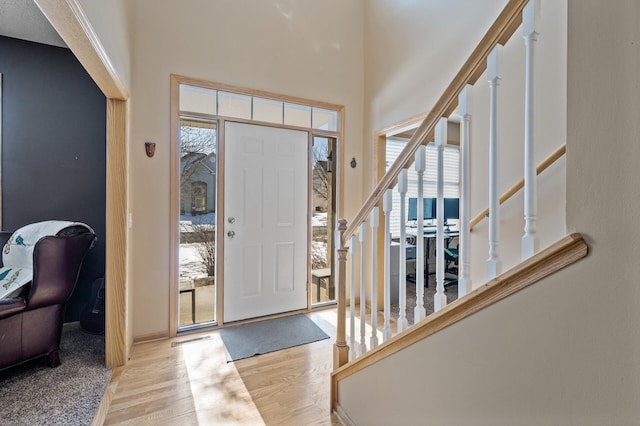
{"left": 338, "top": 1, "right": 640, "bottom": 423}
{"left": 363, "top": 0, "right": 566, "bottom": 288}
{"left": 468, "top": 0, "right": 567, "bottom": 285}
{"left": 363, "top": 0, "right": 507, "bottom": 189}
{"left": 129, "top": 0, "right": 365, "bottom": 336}
{"left": 76, "top": 0, "right": 133, "bottom": 92}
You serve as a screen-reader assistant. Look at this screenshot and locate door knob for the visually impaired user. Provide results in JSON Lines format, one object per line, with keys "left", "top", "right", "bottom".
{"left": 227, "top": 230, "right": 235, "bottom": 238}
{"left": 228, "top": 217, "right": 236, "bottom": 224}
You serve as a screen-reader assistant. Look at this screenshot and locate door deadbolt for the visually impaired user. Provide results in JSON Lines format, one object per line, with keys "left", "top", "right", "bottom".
{"left": 228, "top": 217, "right": 236, "bottom": 224}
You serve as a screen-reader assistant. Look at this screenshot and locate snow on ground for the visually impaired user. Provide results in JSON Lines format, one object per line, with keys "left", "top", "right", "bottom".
{"left": 180, "top": 213, "right": 215, "bottom": 233}
{"left": 180, "top": 213, "right": 216, "bottom": 233}
{"left": 182, "top": 241, "right": 328, "bottom": 277}
{"left": 179, "top": 243, "right": 207, "bottom": 280}
{"left": 312, "top": 212, "right": 327, "bottom": 227}
{"left": 180, "top": 211, "right": 329, "bottom": 275}
{"left": 312, "top": 241, "right": 328, "bottom": 269}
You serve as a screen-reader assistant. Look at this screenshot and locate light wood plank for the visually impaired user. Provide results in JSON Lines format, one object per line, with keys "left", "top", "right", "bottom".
{"left": 333, "top": 221, "right": 349, "bottom": 369}
{"left": 470, "top": 143, "right": 567, "bottom": 229}
{"left": 90, "top": 368, "right": 120, "bottom": 426}
{"left": 101, "top": 312, "right": 341, "bottom": 425}
{"left": 331, "top": 233, "right": 588, "bottom": 408}
{"left": 105, "top": 99, "right": 129, "bottom": 367}
{"left": 169, "top": 75, "right": 181, "bottom": 337}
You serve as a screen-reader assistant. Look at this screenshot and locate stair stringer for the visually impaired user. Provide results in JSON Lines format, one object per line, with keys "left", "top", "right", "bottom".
{"left": 332, "top": 233, "right": 587, "bottom": 425}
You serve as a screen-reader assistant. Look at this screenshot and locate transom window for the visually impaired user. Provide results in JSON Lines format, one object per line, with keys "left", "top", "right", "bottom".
{"left": 179, "top": 84, "right": 339, "bottom": 132}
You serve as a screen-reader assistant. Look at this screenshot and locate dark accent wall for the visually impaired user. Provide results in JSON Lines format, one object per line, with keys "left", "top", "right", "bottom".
{"left": 0, "top": 36, "right": 106, "bottom": 322}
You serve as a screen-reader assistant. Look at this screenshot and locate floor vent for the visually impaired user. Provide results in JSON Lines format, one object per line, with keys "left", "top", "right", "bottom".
{"left": 171, "top": 335, "right": 212, "bottom": 347}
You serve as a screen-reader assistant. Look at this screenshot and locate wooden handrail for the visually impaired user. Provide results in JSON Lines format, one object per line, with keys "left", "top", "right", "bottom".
{"left": 343, "top": 0, "right": 529, "bottom": 245}
{"left": 469, "top": 143, "right": 566, "bottom": 229}
{"left": 331, "top": 232, "right": 588, "bottom": 410}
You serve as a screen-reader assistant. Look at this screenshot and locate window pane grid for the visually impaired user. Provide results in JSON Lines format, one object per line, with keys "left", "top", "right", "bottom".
{"left": 218, "top": 91, "right": 251, "bottom": 119}
{"left": 179, "top": 84, "right": 340, "bottom": 132}
{"left": 253, "top": 97, "right": 283, "bottom": 124}
{"left": 284, "top": 102, "right": 311, "bottom": 128}
{"left": 179, "top": 85, "right": 217, "bottom": 115}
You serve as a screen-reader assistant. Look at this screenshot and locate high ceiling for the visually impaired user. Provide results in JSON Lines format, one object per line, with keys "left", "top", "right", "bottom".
{"left": 0, "top": 0, "right": 66, "bottom": 47}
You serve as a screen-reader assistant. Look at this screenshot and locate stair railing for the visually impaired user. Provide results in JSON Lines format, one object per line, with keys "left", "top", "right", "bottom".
{"left": 469, "top": 143, "right": 567, "bottom": 230}
{"left": 333, "top": 0, "right": 549, "bottom": 370}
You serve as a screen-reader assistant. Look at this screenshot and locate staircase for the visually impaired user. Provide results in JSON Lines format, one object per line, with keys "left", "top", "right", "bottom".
{"left": 330, "top": 0, "right": 589, "bottom": 423}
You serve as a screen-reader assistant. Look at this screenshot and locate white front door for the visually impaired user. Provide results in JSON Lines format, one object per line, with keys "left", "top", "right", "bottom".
{"left": 223, "top": 122, "right": 308, "bottom": 322}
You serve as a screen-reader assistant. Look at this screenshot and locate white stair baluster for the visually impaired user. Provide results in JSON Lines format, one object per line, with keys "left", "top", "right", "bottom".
{"left": 358, "top": 223, "right": 367, "bottom": 356}
{"left": 434, "top": 118, "right": 448, "bottom": 312}
{"left": 369, "top": 208, "right": 380, "bottom": 349}
{"left": 458, "top": 85, "right": 473, "bottom": 297}
{"left": 414, "top": 147, "right": 427, "bottom": 322}
{"left": 397, "top": 169, "right": 409, "bottom": 332}
{"left": 522, "top": 0, "right": 541, "bottom": 259}
{"left": 486, "top": 44, "right": 503, "bottom": 280}
{"left": 382, "top": 189, "right": 393, "bottom": 341}
{"left": 348, "top": 235, "right": 357, "bottom": 361}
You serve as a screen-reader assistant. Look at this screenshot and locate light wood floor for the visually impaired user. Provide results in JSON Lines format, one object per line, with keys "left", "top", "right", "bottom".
{"left": 98, "top": 311, "right": 341, "bottom": 425}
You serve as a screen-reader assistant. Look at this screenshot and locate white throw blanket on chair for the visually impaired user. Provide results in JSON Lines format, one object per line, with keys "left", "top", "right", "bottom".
{"left": 0, "top": 220, "right": 93, "bottom": 300}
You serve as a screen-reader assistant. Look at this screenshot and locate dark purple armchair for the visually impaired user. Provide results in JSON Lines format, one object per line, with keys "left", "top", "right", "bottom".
{"left": 0, "top": 226, "right": 95, "bottom": 371}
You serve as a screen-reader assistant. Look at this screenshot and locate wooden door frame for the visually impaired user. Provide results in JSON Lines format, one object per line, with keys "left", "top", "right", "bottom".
{"left": 35, "top": 0, "right": 130, "bottom": 367}
{"left": 170, "top": 75, "right": 344, "bottom": 335}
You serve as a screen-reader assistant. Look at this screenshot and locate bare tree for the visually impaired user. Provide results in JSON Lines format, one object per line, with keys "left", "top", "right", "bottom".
{"left": 192, "top": 223, "right": 215, "bottom": 276}
{"left": 180, "top": 124, "right": 217, "bottom": 213}
{"left": 312, "top": 143, "right": 329, "bottom": 203}
{"left": 181, "top": 124, "right": 216, "bottom": 157}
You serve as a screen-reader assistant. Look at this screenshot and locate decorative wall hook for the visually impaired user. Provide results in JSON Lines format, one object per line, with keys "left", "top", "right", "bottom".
{"left": 145, "top": 142, "right": 156, "bottom": 158}
{"left": 350, "top": 157, "right": 357, "bottom": 168}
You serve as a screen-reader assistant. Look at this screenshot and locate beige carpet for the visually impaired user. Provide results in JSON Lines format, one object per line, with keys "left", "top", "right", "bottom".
{"left": 0, "top": 324, "right": 111, "bottom": 426}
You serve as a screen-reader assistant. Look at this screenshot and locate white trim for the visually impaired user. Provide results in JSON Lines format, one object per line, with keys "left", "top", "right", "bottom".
{"left": 35, "top": 0, "right": 129, "bottom": 99}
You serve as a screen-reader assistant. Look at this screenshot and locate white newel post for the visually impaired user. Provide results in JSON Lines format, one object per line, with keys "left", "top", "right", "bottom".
{"left": 358, "top": 223, "right": 367, "bottom": 356}
{"left": 369, "top": 208, "right": 379, "bottom": 349}
{"left": 458, "top": 85, "right": 473, "bottom": 296}
{"left": 521, "top": 0, "right": 540, "bottom": 260}
{"left": 434, "top": 118, "right": 448, "bottom": 312}
{"left": 414, "top": 147, "right": 427, "bottom": 322}
{"left": 349, "top": 235, "right": 357, "bottom": 361}
{"left": 382, "top": 189, "right": 393, "bottom": 341}
{"left": 397, "top": 169, "right": 409, "bottom": 332}
{"left": 486, "top": 44, "right": 503, "bottom": 280}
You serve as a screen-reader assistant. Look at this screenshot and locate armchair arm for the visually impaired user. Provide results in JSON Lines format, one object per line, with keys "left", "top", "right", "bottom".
{"left": 0, "top": 296, "right": 27, "bottom": 319}
{"left": 27, "top": 231, "right": 96, "bottom": 310}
